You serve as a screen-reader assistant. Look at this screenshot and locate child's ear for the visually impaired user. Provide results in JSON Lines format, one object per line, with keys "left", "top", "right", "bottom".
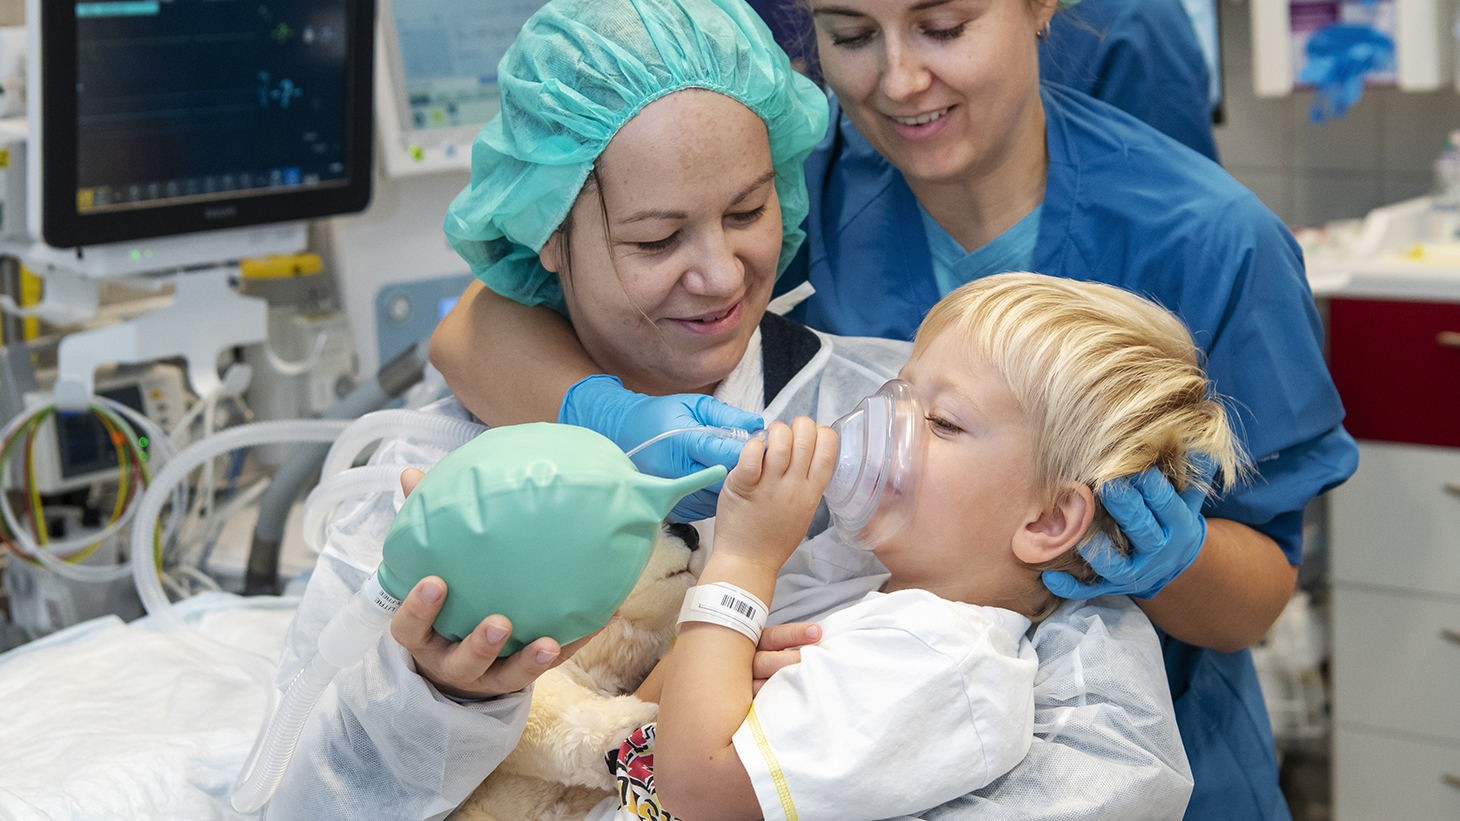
{"left": 1012, "top": 484, "right": 1096, "bottom": 565}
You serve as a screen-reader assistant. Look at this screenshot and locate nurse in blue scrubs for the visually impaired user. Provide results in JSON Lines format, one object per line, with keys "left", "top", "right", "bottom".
{"left": 771, "top": 1, "right": 1356, "bottom": 819}
{"left": 433, "top": 1, "right": 1358, "bottom": 818}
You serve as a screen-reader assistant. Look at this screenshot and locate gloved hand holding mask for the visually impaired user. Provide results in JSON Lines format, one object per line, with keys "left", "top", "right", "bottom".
{"left": 558, "top": 374, "right": 763, "bottom": 522}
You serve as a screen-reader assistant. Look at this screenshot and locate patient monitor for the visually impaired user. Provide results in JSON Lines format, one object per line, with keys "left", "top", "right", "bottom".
{"left": 17, "top": 0, "right": 377, "bottom": 405}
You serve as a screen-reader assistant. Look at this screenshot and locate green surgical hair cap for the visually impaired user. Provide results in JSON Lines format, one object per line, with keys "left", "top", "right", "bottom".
{"left": 442, "top": 0, "right": 830, "bottom": 314}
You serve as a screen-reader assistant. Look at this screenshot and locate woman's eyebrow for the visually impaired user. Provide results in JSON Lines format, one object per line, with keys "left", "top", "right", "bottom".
{"left": 730, "top": 169, "right": 777, "bottom": 207}
{"left": 618, "top": 169, "right": 776, "bottom": 224}
{"left": 619, "top": 207, "right": 687, "bottom": 225}
{"left": 813, "top": 0, "right": 958, "bottom": 15}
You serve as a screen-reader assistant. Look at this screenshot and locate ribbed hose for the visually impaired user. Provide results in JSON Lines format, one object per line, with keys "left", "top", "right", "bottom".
{"left": 229, "top": 652, "right": 338, "bottom": 813}
{"left": 128, "top": 420, "right": 351, "bottom": 631}
{"left": 317, "top": 409, "right": 485, "bottom": 482}
{"left": 230, "top": 574, "right": 398, "bottom": 813}
{"left": 300, "top": 464, "right": 429, "bottom": 553}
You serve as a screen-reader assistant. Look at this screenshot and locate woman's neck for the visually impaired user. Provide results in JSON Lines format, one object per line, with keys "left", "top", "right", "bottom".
{"left": 906, "top": 99, "right": 1050, "bottom": 254}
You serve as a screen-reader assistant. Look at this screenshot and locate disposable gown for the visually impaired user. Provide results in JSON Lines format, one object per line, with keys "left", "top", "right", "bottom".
{"left": 270, "top": 311, "right": 1196, "bottom": 819}
{"left": 778, "top": 84, "right": 1360, "bottom": 821}
{"left": 1039, "top": 0, "right": 1219, "bottom": 161}
{"left": 265, "top": 313, "right": 908, "bottom": 820}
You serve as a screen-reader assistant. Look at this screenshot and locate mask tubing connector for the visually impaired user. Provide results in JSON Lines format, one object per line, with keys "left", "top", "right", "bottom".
{"left": 624, "top": 425, "right": 762, "bottom": 460}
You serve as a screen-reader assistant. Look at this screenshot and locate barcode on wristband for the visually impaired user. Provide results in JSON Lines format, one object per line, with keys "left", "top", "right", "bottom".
{"left": 679, "top": 583, "right": 769, "bottom": 644}
{"left": 720, "top": 593, "right": 758, "bottom": 622}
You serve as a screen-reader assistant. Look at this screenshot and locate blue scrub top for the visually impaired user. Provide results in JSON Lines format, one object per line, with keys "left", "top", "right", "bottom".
{"left": 921, "top": 202, "right": 1042, "bottom": 296}
{"left": 1039, "top": 0, "right": 1220, "bottom": 162}
{"left": 780, "top": 83, "right": 1359, "bottom": 821}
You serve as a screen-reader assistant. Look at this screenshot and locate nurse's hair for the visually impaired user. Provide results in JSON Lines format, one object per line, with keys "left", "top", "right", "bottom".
{"left": 913, "top": 272, "right": 1247, "bottom": 586}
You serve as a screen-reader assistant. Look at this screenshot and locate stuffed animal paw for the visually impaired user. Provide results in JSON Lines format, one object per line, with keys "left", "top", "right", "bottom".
{"left": 451, "top": 523, "right": 703, "bottom": 821}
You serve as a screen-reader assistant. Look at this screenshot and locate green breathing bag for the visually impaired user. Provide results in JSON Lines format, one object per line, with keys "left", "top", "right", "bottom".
{"left": 375, "top": 422, "right": 726, "bottom": 656}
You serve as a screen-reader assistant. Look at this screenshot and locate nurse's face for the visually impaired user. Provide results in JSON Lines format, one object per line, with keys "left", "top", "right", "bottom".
{"left": 543, "top": 90, "right": 781, "bottom": 397}
{"left": 810, "top": 0, "right": 1054, "bottom": 188}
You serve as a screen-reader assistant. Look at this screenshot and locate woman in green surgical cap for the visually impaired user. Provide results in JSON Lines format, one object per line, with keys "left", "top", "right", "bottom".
{"left": 269, "top": 1, "right": 1189, "bottom": 818}
{"left": 268, "top": 2, "right": 904, "bottom": 818}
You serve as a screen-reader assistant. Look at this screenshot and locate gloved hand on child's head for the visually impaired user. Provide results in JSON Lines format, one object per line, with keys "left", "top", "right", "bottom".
{"left": 1042, "top": 465, "right": 1210, "bottom": 601}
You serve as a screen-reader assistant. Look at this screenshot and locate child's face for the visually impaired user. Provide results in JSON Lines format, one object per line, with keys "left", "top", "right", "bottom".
{"left": 876, "top": 329, "right": 1047, "bottom": 603}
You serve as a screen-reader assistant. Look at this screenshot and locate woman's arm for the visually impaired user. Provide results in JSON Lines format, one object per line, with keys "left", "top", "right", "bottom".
{"left": 1137, "top": 518, "right": 1296, "bottom": 653}
{"left": 429, "top": 281, "right": 596, "bottom": 426}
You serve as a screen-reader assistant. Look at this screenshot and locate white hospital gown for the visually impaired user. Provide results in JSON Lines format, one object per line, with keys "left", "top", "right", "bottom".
{"left": 732, "top": 589, "right": 1038, "bottom": 821}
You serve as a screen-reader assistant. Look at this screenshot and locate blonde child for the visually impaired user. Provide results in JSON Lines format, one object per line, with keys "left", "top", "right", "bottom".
{"left": 616, "top": 272, "right": 1245, "bottom": 821}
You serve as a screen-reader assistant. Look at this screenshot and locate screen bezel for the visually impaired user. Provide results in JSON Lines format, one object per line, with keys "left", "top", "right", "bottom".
{"left": 39, "top": 0, "right": 377, "bottom": 249}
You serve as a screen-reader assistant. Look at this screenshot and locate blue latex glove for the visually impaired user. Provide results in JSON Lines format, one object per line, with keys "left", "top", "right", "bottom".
{"left": 558, "top": 374, "right": 764, "bottom": 522}
{"left": 1042, "top": 466, "right": 1209, "bottom": 601}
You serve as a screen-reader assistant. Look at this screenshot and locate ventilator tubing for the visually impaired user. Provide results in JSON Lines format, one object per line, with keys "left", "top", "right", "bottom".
{"left": 638, "top": 379, "right": 926, "bottom": 548}
{"left": 230, "top": 573, "right": 399, "bottom": 813}
{"left": 317, "top": 409, "right": 486, "bottom": 482}
{"left": 129, "top": 419, "right": 353, "bottom": 632}
{"left": 0, "top": 397, "right": 183, "bottom": 584}
{"left": 301, "top": 464, "right": 428, "bottom": 553}
{"left": 300, "top": 410, "right": 487, "bottom": 553}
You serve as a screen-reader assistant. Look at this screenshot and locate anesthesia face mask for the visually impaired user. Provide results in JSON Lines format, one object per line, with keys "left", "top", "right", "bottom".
{"left": 822, "top": 379, "right": 925, "bottom": 548}
{"left": 635, "top": 379, "right": 926, "bottom": 548}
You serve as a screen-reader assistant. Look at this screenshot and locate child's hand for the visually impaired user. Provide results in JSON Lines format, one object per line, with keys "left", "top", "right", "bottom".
{"left": 712, "top": 417, "right": 837, "bottom": 571}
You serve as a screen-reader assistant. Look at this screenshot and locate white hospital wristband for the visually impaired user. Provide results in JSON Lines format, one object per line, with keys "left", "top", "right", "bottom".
{"left": 678, "top": 582, "right": 769, "bottom": 645}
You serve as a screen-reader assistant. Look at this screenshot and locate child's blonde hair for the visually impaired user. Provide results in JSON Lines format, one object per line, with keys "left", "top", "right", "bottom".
{"left": 913, "top": 273, "right": 1247, "bottom": 587}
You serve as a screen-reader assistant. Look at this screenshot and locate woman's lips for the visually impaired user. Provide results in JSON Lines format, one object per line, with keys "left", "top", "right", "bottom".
{"left": 667, "top": 299, "right": 743, "bottom": 335}
{"left": 887, "top": 105, "right": 954, "bottom": 141}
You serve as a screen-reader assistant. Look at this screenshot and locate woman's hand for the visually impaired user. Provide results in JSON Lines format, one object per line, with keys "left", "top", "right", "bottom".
{"left": 388, "top": 468, "right": 596, "bottom": 700}
{"left": 712, "top": 417, "right": 838, "bottom": 572}
{"left": 752, "top": 622, "right": 821, "bottom": 696}
{"left": 1042, "top": 467, "right": 1207, "bottom": 600}
{"left": 559, "top": 374, "right": 764, "bottom": 521}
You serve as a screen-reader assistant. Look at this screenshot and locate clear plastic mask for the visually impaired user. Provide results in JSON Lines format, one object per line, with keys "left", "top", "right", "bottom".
{"left": 628, "top": 379, "right": 926, "bottom": 548}
{"left": 824, "top": 379, "right": 925, "bottom": 548}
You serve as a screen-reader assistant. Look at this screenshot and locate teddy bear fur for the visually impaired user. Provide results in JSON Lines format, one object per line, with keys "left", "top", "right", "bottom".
{"left": 451, "top": 523, "right": 704, "bottom": 821}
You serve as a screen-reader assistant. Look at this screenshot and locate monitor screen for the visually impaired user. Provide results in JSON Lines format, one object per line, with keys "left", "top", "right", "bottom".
{"left": 38, "top": 0, "right": 375, "bottom": 248}
{"left": 375, "top": 0, "right": 546, "bottom": 176}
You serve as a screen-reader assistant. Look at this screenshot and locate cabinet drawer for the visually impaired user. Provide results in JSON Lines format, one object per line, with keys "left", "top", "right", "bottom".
{"left": 1333, "top": 726, "right": 1460, "bottom": 821}
{"left": 1329, "top": 297, "right": 1460, "bottom": 448}
{"left": 1330, "top": 440, "right": 1460, "bottom": 597}
{"left": 1332, "top": 586, "right": 1460, "bottom": 741}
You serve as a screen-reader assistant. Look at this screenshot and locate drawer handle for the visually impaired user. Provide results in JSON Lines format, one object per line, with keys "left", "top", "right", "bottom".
{"left": 1446, "top": 773, "right": 1460, "bottom": 790}
{"left": 1444, "top": 628, "right": 1460, "bottom": 645}
{"left": 1440, "top": 331, "right": 1460, "bottom": 348}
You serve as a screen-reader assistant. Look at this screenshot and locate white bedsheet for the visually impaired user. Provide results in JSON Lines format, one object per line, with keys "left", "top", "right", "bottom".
{"left": 0, "top": 593, "right": 299, "bottom": 821}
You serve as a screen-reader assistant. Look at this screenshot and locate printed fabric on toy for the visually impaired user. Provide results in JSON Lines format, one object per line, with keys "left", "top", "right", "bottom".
{"left": 607, "top": 723, "right": 680, "bottom": 821}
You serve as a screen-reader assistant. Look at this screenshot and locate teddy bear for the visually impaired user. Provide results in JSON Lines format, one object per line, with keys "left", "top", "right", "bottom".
{"left": 450, "top": 521, "right": 705, "bottom": 821}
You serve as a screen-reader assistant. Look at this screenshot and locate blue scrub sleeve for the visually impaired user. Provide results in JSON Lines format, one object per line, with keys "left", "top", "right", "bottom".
{"left": 1040, "top": 0, "right": 1219, "bottom": 161}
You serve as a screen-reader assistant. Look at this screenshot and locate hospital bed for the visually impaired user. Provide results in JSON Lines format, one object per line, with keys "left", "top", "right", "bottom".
{"left": 0, "top": 593, "right": 298, "bottom": 820}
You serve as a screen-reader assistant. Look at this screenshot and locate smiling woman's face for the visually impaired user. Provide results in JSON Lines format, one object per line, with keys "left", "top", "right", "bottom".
{"left": 810, "top": 0, "right": 1053, "bottom": 189}
{"left": 541, "top": 89, "right": 782, "bottom": 398}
